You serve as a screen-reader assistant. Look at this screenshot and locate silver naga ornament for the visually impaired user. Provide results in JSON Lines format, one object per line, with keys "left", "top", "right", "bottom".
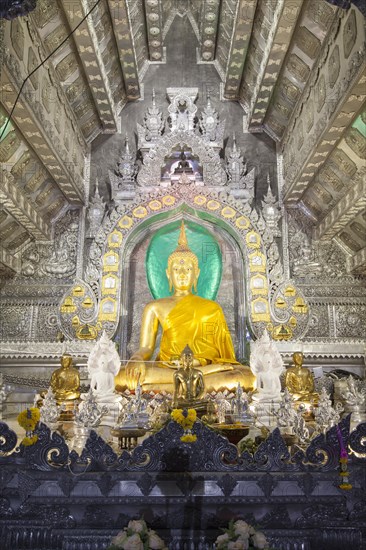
{"left": 261, "top": 176, "right": 281, "bottom": 237}
{"left": 109, "top": 135, "right": 137, "bottom": 201}
{"left": 40, "top": 387, "right": 62, "bottom": 426}
{"left": 75, "top": 389, "right": 108, "bottom": 428}
{"left": 226, "top": 135, "right": 255, "bottom": 201}
{"left": 199, "top": 95, "right": 222, "bottom": 142}
{"left": 116, "top": 136, "right": 137, "bottom": 184}
{"left": 87, "top": 179, "right": 105, "bottom": 239}
{"left": 314, "top": 387, "right": 343, "bottom": 434}
{"left": 142, "top": 89, "right": 164, "bottom": 142}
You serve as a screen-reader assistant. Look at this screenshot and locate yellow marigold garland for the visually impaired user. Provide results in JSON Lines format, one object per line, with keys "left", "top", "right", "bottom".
{"left": 17, "top": 407, "right": 41, "bottom": 447}
{"left": 171, "top": 408, "right": 197, "bottom": 443}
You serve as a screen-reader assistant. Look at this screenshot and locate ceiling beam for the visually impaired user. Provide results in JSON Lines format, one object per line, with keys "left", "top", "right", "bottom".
{"left": 0, "top": 244, "right": 20, "bottom": 274}
{"left": 238, "top": 0, "right": 287, "bottom": 116}
{"left": 222, "top": 0, "right": 257, "bottom": 100}
{"left": 200, "top": 0, "right": 221, "bottom": 63}
{"left": 349, "top": 246, "right": 366, "bottom": 277}
{"left": 313, "top": 169, "right": 366, "bottom": 240}
{"left": 62, "top": 0, "right": 123, "bottom": 133}
{"left": 0, "top": 169, "right": 51, "bottom": 240}
{"left": 248, "top": 0, "right": 304, "bottom": 131}
{"left": 1, "top": 65, "right": 85, "bottom": 205}
{"left": 107, "top": 0, "right": 142, "bottom": 100}
{"left": 143, "top": 0, "right": 165, "bottom": 62}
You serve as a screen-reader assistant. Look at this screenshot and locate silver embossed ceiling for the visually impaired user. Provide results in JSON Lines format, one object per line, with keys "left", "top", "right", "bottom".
{"left": 1, "top": 0, "right": 365, "bottom": 278}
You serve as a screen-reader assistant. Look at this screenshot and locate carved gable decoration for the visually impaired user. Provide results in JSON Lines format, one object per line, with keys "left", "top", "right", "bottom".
{"left": 296, "top": 27, "right": 321, "bottom": 60}
{"left": 318, "top": 166, "right": 345, "bottom": 194}
{"left": 11, "top": 19, "right": 24, "bottom": 61}
{"left": 66, "top": 76, "right": 84, "bottom": 104}
{"left": 346, "top": 128, "right": 366, "bottom": 159}
{"left": 281, "top": 77, "right": 300, "bottom": 104}
{"left": 343, "top": 10, "right": 357, "bottom": 59}
{"left": 316, "top": 74, "right": 326, "bottom": 113}
{"left": 0, "top": 130, "right": 21, "bottom": 162}
{"left": 339, "top": 231, "right": 362, "bottom": 252}
{"left": 330, "top": 149, "right": 357, "bottom": 178}
{"left": 27, "top": 48, "right": 38, "bottom": 89}
{"left": 44, "top": 25, "right": 68, "bottom": 54}
{"left": 287, "top": 54, "right": 310, "bottom": 84}
{"left": 306, "top": 0, "right": 335, "bottom": 31}
{"left": 328, "top": 46, "right": 340, "bottom": 89}
{"left": 56, "top": 53, "right": 78, "bottom": 82}
{"left": 33, "top": 0, "right": 59, "bottom": 28}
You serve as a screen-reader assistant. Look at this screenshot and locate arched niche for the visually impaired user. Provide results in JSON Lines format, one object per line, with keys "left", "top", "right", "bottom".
{"left": 115, "top": 207, "right": 249, "bottom": 361}
{"left": 61, "top": 187, "right": 312, "bottom": 346}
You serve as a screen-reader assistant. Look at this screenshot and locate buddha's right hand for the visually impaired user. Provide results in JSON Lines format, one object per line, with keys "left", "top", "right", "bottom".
{"left": 126, "top": 354, "right": 146, "bottom": 389}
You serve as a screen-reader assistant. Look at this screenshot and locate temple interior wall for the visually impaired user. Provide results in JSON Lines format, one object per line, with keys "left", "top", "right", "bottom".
{"left": 0, "top": 3, "right": 365, "bottom": 389}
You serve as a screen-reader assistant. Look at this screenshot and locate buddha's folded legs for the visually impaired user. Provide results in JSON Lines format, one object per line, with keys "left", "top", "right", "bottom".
{"left": 115, "top": 363, "right": 255, "bottom": 393}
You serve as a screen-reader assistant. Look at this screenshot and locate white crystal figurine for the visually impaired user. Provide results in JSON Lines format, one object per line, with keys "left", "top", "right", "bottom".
{"left": 250, "top": 331, "right": 284, "bottom": 402}
{"left": 87, "top": 331, "right": 121, "bottom": 403}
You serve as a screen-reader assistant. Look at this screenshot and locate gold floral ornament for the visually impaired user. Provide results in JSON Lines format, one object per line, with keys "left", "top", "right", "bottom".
{"left": 171, "top": 408, "right": 197, "bottom": 442}
{"left": 17, "top": 407, "right": 41, "bottom": 446}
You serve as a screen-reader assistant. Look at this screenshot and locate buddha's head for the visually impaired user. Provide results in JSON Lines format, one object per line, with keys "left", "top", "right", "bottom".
{"left": 166, "top": 222, "right": 200, "bottom": 293}
{"left": 61, "top": 354, "right": 73, "bottom": 369}
{"left": 292, "top": 351, "right": 303, "bottom": 368}
{"left": 180, "top": 344, "right": 194, "bottom": 369}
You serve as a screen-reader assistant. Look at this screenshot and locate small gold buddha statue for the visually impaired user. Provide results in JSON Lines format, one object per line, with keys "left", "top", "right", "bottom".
{"left": 115, "top": 222, "right": 256, "bottom": 393}
{"left": 284, "top": 352, "right": 318, "bottom": 404}
{"left": 173, "top": 345, "right": 205, "bottom": 407}
{"left": 50, "top": 353, "right": 81, "bottom": 404}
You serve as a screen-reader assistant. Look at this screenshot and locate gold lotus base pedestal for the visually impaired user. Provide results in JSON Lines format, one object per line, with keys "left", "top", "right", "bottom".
{"left": 210, "top": 424, "right": 250, "bottom": 445}
{"left": 110, "top": 427, "right": 147, "bottom": 451}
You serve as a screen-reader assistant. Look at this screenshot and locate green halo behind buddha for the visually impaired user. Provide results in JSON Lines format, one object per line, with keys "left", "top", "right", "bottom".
{"left": 115, "top": 222, "right": 255, "bottom": 393}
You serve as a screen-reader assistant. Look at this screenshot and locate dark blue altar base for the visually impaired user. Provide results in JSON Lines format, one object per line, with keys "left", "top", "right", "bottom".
{"left": 0, "top": 417, "right": 365, "bottom": 549}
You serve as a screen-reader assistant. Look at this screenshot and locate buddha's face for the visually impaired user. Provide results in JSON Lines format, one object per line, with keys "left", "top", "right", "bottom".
{"left": 166, "top": 256, "right": 199, "bottom": 292}
{"left": 61, "top": 355, "right": 73, "bottom": 369}
{"left": 293, "top": 352, "right": 303, "bottom": 367}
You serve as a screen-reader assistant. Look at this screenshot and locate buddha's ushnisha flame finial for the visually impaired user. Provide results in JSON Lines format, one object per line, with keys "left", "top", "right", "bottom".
{"left": 177, "top": 221, "right": 190, "bottom": 251}
{"left": 167, "top": 221, "right": 199, "bottom": 271}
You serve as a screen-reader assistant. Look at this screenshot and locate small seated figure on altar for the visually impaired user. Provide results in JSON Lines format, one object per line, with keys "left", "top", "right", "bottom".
{"left": 50, "top": 353, "right": 80, "bottom": 404}
{"left": 174, "top": 152, "right": 193, "bottom": 173}
{"left": 87, "top": 331, "right": 121, "bottom": 402}
{"left": 284, "top": 352, "right": 318, "bottom": 404}
{"left": 173, "top": 345, "right": 205, "bottom": 406}
{"left": 250, "top": 331, "right": 284, "bottom": 402}
{"left": 115, "top": 222, "right": 256, "bottom": 393}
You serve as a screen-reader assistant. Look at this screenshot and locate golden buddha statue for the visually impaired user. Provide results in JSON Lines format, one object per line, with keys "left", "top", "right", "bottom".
{"left": 173, "top": 345, "right": 205, "bottom": 406}
{"left": 115, "top": 222, "right": 256, "bottom": 393}
{"left": 284, "top": 352, "right": 318, "bottom": 404}
{"left": 50, "top": 353, "right": 81, "bottom": 403}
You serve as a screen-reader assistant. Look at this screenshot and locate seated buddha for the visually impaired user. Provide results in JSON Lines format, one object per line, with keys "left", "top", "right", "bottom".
{"left": 115, "top": 222, "right": 256, "bottom": 393}
{"left": 284, "top": 352, "right": 318, "bottom": 404}
{"left": 50, "top": 353, "right": 80, "bottom": 403}
{"left": 173, "top": 345, "right": 205, "bottom": 407}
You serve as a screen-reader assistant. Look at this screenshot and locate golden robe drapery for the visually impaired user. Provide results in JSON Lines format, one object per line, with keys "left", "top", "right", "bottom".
{"left": 157, "top": 294, "right": 238, "bottom": 365}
